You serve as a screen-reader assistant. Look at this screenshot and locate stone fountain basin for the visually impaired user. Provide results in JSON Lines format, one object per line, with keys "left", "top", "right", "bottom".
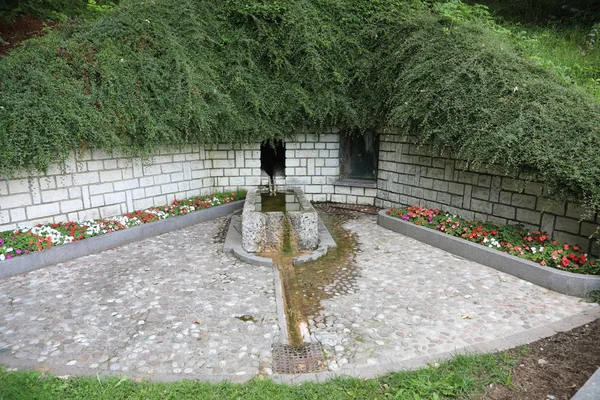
{"left": 241, "top": 187, "right": 318, "bottom": 253}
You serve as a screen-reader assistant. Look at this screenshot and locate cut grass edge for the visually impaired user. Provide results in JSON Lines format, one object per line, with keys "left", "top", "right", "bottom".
{"left": 0, "top": 351, "right": 516, "bottom": 399}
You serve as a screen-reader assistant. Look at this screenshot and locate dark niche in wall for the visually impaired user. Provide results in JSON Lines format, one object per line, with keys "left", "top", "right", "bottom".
{"left": 260, "top": 140, "right": 286, "bottom": 180}
{"left": 339, "top": 131, "right": 378, "bottom": 181}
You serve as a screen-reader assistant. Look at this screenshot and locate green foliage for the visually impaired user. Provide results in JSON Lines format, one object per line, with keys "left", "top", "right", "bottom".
{"left": 0, "top": 351, "right": 515, "bottom": 399}
{"left": 0, "top": 0, "right": 118, "bottom": 22}
{"left": 588, "top": 288, "right": 600, "bottom": 303}
{"left": 0, "top": 0, "right": 600, "bottom": 210}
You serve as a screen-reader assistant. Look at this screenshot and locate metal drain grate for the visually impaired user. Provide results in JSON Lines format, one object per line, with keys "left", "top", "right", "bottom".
{"left": 272, "top": 342, "right": 327, "bottom": 374}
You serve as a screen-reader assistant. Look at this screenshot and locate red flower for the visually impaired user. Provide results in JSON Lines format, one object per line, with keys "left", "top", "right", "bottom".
{"left": 540, "top": 260, "right": 546, "bottom": 266}
{"left": 561, "top": 256, "right": 570, "bottom": 267}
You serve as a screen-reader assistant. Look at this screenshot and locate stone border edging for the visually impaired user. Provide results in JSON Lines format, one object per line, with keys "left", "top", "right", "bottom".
{"left": 0, "top": 200, "right": 244, "bottom": 280}
{"left": 377, "top": 210, "right": 600, "bottom": 298}
{"left": 572, "top": 367, "right": 600, "bottom": 399}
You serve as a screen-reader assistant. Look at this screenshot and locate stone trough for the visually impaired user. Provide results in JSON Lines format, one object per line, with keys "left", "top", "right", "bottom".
{"left": 242, "top": 187, "right": 319, "bottom": 253}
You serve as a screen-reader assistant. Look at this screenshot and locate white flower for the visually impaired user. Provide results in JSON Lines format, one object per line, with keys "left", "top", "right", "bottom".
{"left": 0, "top": 254, "right": 5, "bottom": 261}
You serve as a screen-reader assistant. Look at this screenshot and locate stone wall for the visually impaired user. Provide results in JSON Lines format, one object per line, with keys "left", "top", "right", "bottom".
{"left": 0, "top": 145, "right": 261, "bottom": 231}
{"left": 284, "top": 132, "right": 377, "bottom": 205}
{"left": 375, "top": 133, "right": 600, "bottom": 256}
{"left": 0, "top": 132, "right": 380, "bottom": 230}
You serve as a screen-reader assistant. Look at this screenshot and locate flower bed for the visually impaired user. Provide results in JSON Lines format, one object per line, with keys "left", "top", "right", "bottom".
{"left": 0, "top": 191, "right": 246, "bottom": 262}
{"left": 387, "top": 206, "right": 599, "bottom": 275}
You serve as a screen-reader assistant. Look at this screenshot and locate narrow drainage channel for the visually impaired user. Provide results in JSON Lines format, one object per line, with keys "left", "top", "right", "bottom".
{"left": 260, "top": 212, "right": 360, "bottom": 372}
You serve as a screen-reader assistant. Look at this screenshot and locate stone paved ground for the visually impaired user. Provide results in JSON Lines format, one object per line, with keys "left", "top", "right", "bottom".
{"left": 309, "top": 215, "right": 599, "bottom": 376}
{"left": 0, "top": 212, "right": 598, "bottom": 382}
{"left": 0, "top": 218, "right": 279, "bottom": 381}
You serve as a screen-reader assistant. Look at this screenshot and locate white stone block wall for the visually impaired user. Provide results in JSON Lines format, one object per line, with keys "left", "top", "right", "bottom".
{"left": 0, "top": 144, "right": 262, "bottom": 231}
{"left": 1, "top": 131, "right": 385, "bottom": 230}
{"left": 283, "top": 132, "right": 376, "bottom": 205}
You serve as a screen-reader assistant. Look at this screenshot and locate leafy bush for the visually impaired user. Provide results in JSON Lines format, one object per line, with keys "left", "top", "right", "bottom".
{"left": 0, "top": 0, "right": 599, "bottom": 210}
{"left": 0, "top": 0, "right": 118, "bottom": 22}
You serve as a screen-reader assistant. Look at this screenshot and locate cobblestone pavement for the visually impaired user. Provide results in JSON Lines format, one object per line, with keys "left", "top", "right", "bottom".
{"left": 0, "top": 217, "right": 279, "bottom": 381}
{"left": 0, "top": 213, "right": 598, "bottom": 382}
{"left": 309, "top": 215, "right": 599, "bottom": 377}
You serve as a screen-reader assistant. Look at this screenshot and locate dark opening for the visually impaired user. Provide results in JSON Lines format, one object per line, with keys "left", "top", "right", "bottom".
{"left": 260, "top": 140, "right": 286, "bottom": 180}
{"left": 340, "top": 131, "right": 378, "bottom": 180}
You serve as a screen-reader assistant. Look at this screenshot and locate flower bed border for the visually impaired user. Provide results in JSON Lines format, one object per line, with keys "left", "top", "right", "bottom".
{"left": 377, "top": 210, "right": 600, "bottom": 298}
{"left": 0, "top": 200, "right": 244, "bottom": 280}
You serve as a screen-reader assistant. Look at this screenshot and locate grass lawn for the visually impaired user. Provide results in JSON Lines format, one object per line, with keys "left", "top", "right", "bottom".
{"left": 0, "top": 352, "right": 514, "bottom": 399}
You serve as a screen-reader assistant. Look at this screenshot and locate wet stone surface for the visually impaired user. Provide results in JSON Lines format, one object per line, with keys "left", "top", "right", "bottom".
{"left": 0, "top": 211, "right": 598, "bottom": 381}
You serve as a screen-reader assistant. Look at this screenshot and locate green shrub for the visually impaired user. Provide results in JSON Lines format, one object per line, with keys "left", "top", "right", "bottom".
{"left": 0, "top": 0, "right": 599, "bottom": 210}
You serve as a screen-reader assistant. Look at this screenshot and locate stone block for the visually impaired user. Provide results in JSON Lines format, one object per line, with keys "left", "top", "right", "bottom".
{"left": 580, "top": 222, "right": 599, "bottom": 238}
{"left": 99, "top": 169, "right": 122, "bottom": 182}
{"left": 516, "top": 208, "right": 542, "bottom": 225}
{"left": 37, "top": 177, "right": 55, "bottom": 191}
{"left": 511, "top": 193, "right": 536, "bottom": 209}
{"left": 56, "top": 175, "right": 73, "bottom": 188}
{"left": 41, "top": 188, "right": 69, "bottom": 203}
{"left": 423, "top": 189, "right": 437, "bottom": 201}
{"left": 451, "top": 195, "right": 463, "bottom": 208}
{"left": 536, "top": 198, "right": 566, "bottom": 216}
{"left": 462, "top": 185, "right": 472, "bottom": 209}
{"left": 555, "top": 217, "right": 581, "bottom": 234}
{"left": 566, "top": 203, "right": 595, "bottom": 221}
{"left": 90, "top": 194, "right": 105, "bottom": 208}
{"left": 89, "top": 182, "right": 114, "bottom": 195}
{"left": 351, "top": 187, "right": 365, "bottom": 196}
{"left": 8, "top": 207, "right": 25, "bottom": 223}
{"left": 471, "top": 187, "right": 490, "bottom": 201}
{"left": 470, "top": 199, "right": 493, "bottom": 214}
{"left": 553, "top": 231, "right": 587, "bottom": 248}
{"left": 448, "top": 182, "right": 464, "bottom": 195}
{"left": 499, "top": 191, "right": 512, "bottom": 205}
{"left": 60, "top": 199, "right": 83, "bottom": 214}
{"left": 27, "top": 202, "right": 60, "bottom": 219}
{"left": 99, "top": 204, "right": 122, "bottom": 218}
{"left": 104, "top": 192, "right": 126, "bottom": 205}
{"left": 7, "top": 179, "right": 29, "bottom": 194}
{"left": 2, "top": 193, "right": 33, "bottom": 209}
{"left": 502, "top": 178, "right": 525, "bottom": 192}
{"left": 331, "top": 194, "right": 347, "bottom": 203}
{"left": 114, "top": 179, "right": 140, "bottom": 191}
{"left": 420, "top": 177, "right": 434, "bottom": 189}
{"left": 457, "top": 171, "right": 479, "bottom": 185}
{"left": 432, "top": 180, "right": 448, "bottom": 192}
{"left": 425, "top": 167, "right": 444, "bottom": 179}
{"left": 321, "top": 167, "right": 339, "bottom": 176}
{"left": 524, "top": 182, "right": 543, "bottom": 196}
{"left": 493, "top": 204, "right": 516, "bottom": 219}
{"left": 207, "top": 150, "right": 228, "bottom": 159}
{"left": 540, "top": 214, "right": 555, "bottom": 235}
{"left": 477, "top": 175, "right": 492, "bottom": 188}
{"left": 365, "top": 188, "right": 377, "bottom": 197}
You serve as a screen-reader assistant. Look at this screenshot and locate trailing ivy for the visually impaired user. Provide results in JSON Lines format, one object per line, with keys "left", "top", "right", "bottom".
{"left": 0, "top": 0, "right": 599, "bottom": 210}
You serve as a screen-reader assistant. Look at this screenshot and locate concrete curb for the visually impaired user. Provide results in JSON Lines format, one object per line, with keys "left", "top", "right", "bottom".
{"left": 572, "top": 367, "right": 600, "bottom": 399}
{"left": 0, "top": 200, "right": 244, "bottom": 280}
{"left": 378, "top": 210, "right": 600, "bottom": 298}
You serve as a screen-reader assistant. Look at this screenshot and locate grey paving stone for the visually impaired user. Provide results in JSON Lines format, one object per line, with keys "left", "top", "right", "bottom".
{"left": 0, "top": 212, "right": 598, "bottom": 383}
